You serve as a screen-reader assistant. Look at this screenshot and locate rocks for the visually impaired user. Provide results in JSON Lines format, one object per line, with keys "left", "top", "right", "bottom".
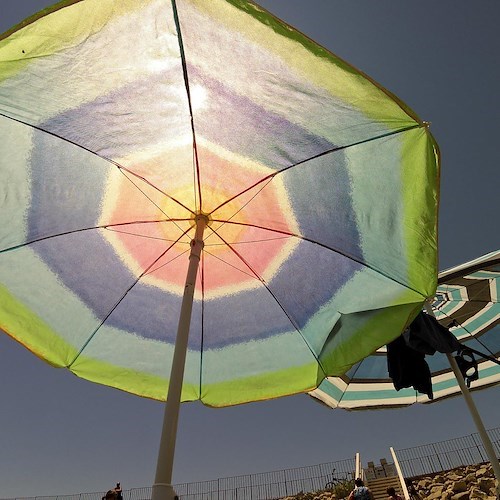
{"left": 426, "top": 485, "right": 444, "bottom": 499}
{"left": 451, "top": 492, "right": 470, "bottom": 499}
{"left": 280, "top": 463, "right": 499, "bottom": 500}
{"left": 470, "top": 487, "right": 491, "bottom": 499}
{"left": 451, "top": 480, "right": 468, "bottom": 492}
{"left": 408, "top": 462, "right": 499, "bottom": 499}
{"left": 479, "top": 477, "right": 497, "bottom": 492}
{"left": 281, "top": 491, "right": 338, "bottom": 500}
{"left": 417, "top": 478, "right": 433, "bottom": 490}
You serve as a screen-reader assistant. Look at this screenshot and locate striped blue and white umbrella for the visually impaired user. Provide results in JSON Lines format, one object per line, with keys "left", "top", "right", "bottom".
{"left": 309, "top": 250, "right": 500, "bottom": 410}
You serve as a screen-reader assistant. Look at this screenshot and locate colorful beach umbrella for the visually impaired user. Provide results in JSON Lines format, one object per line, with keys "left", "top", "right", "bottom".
{"left": 0, "top": 1, "right": 439, "bottom": 497}
{"left": 309, "top": 249, "right": 500, "bottom": 409}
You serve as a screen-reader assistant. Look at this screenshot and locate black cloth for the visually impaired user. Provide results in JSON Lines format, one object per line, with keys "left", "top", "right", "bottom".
{"left": 386, "top": 312, "right": 463, "bottom": 399}
{"left": 387, "top": 335, "right": 433, "bottom": 399}
{"left": 403, "top": 312, "right": 461, "bottom": 355}
{"left": 387, "top": 312, "right": 461, "bottom": 399}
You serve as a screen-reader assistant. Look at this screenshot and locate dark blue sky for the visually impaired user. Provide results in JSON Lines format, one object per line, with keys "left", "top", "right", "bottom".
{"left": 0, "top": 1, "right": 499, "bottom": 497}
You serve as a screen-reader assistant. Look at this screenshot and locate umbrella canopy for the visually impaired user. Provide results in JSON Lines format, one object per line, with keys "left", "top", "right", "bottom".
{"left": 0, "top": 0, "right": 438, "bottom": 408}
{"left": 309, "top": 250, "right": 500, "bottom": 409}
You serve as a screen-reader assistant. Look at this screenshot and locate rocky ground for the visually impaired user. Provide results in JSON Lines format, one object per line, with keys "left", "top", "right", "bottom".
{"left": 279, "top": 462, "right": 499, "bottom": 499}
{"left": 408, "top": 462, "right": 498, "bottom": 499}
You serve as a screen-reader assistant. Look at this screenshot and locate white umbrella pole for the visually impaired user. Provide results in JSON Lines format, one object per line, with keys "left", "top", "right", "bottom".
{"left": 424, "top": 303, "right": 500, "bottom": 490}
{"left": 152, "top": 214, "right": 207, "bottom": 500}
{"left": 446, "top": 353, "right": 500, "bottom": 493}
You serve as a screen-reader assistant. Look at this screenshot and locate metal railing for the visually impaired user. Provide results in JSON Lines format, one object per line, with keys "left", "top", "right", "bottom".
{"left": 4, "top": 427, "right": 499, "bottom": 500}
{"left": 394, "top": 426, "right": 500, "bottom": 478}
{"left": 172, "top": 458, "right": 355, "bottom": 500}
{"left": 4, "top": 458, "right": 355, "bottom": 500}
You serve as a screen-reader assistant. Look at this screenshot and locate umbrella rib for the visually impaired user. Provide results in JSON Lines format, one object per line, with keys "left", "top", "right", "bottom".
{"left": 118, "top": 168, "right": 194, "bottom": 233}
{"left": 203, "top": 248, "right": 258, "bottom": 281}
{"left": 437, "top": 310, "right": 499, "bottom": 360}
{"left": 67, "top": 226, "right": 193, "bottom": 368}
{"left": 334, "top": 363, "right": 362, "bottom": 407}
{"left": 0, "top": 112, "right": 195, "bottom": 216}
{"left": 105, "top": 227, "right": 192, "bottom": 244}
{"left": 144, "top": 248, "right": 190, "bottom": 277}
{"left": 435, "top": 276, "right": 499, "bottom": 355}
{"left": 118, "top": 167, "right": 195, "bottom": 216}
{"left": 0, "top": 218, "right": 193, "bottom": 254}
{"left": 205, "top": 235, "right": 290, "bottom": 247}
{"left": 211, "top": 219, "right": 425, "bottom": 297}
{"left": 208, "top": 177, "right": 273, "bottom": 241}
{"left": 333, "top": 360, "right": 393, "bottom": 407}
{"left": 171, "top": 0, "right": 203, "bottom": 212}
{"left": 436, "top": 298, "right": 496, "bottom": 305}
{"left": 204, "top": 176, "right": 275, "bottom": 246}
{"left": 206, "top": 226, "right": 273, "bottom": 284}
{"left": 207, "top": 225, "right": 328, "bottom": 379}
{"left": 210, "top": 123, "right": 422, "bottom": 215}
{"left": 437, "top": 256, "right": 500, "bottom": 283}
{"left": 335, "top": 357, "right": 398, "bottom": 405}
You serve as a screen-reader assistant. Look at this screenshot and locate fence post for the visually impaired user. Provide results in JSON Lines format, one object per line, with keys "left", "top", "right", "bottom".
{"left": 390, "top": 447, "right": 410, "bottom": 500}
{"left": 431, "top": 443, "right": 444, "bottom": 471}
{"left": 472, "top": 432, "right": 486, "bottom": 463}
